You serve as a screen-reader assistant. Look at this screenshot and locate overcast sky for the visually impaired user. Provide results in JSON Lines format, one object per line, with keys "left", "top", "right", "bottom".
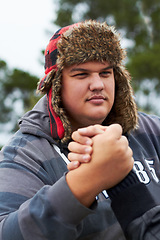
{"left": 0, "top": 0, "right": 56, "bottom": 78}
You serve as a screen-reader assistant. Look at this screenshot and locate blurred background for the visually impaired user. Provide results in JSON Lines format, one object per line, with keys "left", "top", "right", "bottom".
{"left": 0, "top": 0, "right": 160, "bottom": 148}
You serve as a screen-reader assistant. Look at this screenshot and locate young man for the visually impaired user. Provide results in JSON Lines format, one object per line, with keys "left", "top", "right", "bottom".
{"left": 0, "top": 20, "right": 159, "bottom": 240}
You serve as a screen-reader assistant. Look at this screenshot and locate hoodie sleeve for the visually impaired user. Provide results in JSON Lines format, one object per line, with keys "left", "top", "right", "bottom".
{"left": 107, "top": 170, "right": 160, "bottom": 240}
{"left": 0, "top": 132, "right": 92, "bottom": 240}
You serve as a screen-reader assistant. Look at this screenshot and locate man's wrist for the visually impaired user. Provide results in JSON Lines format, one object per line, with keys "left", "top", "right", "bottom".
{"left": 66, "top": 164, "right": 101, "bottom": 207}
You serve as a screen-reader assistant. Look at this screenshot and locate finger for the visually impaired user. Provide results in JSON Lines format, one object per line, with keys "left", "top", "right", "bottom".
{"left": 119, "top": 135, "right": 129, "bottom": 148}
{"left": 127, "top": 146, "right": 133, "bottom": 159}
{"left": 67, "top": 161, "right": 80, "bottom": 171}
{"left": 106, "top": 124, "right": 123, "bottom": 139}
{"left": 68, "top": 141, "right": 92, "bottom": 154}
{"left": 115, "top": 135, "right": 131, "bottom": 157}
{"left": 78, "top": 125, "right": 106, "bottom": 137}
{"left": 72, "top": 131, "right": 92, "bottom": 145}
{"left": 68, "top": 152, "right": 91, "bottom": 163}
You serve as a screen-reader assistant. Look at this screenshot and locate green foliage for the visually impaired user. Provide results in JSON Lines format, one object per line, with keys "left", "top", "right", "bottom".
{"left": 53, "top": 0, "right": 160, "bottom": 115}
{"left": 0, "top": 59, "right": 40, "bottom": 132}
{"left": 4, "top": 69, "right": 39, "bottom": 110}
{"left": 127, "top": 44, "right": 160, "bottom": 82}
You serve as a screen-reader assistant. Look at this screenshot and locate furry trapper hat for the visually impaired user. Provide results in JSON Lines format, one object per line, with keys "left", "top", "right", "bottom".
{"left": 37, "top": 20, "right": 138, "bottom": 142}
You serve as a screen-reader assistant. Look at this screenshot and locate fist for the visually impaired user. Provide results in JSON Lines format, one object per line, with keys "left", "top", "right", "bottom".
{"left": 90, "top": 124, "right": 134, "bottom": 190}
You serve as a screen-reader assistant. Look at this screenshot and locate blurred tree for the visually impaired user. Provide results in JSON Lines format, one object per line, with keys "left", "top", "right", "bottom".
{"left": 54, "top": 0, "right": 160, "bottom": 115}
{"left": 0, "top": 59, "right": 40, "bottom": 146}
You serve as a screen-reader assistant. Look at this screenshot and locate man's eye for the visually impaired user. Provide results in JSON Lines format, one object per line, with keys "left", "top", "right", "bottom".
{"left": 73, "top": 73, "right": 88, "bottom": 77}
{"left": 100, "top": 71, "right": 111, "bottom": 76}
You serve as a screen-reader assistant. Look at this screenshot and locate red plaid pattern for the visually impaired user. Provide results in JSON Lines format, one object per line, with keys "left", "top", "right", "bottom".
{"left": 38, "top": 24, "right": 78, "bottom": 140}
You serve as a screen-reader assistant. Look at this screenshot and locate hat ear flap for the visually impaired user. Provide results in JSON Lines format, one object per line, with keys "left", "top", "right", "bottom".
{"left": 106, "top": 66, "right": 138, "bottom": 133}
{"left": 51, "top": 68, "right": 72, "bottom": 142}
{"left": 37, "top": 69, "right": 56, "bottom": 94}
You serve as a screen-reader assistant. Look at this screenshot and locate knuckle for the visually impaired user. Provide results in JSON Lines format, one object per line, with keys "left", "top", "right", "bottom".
{"left": 115, "top": 123, "right": 122, "bottom": 130}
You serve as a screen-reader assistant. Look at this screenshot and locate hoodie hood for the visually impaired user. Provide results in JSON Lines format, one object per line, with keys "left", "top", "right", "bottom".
{"left": 19, "top": 95, "right": 56, "bottom": 144}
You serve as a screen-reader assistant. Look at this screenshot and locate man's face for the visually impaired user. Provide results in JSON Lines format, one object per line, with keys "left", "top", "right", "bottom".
{"left": 61, "top": 61, "right": 115, "bottom": 131}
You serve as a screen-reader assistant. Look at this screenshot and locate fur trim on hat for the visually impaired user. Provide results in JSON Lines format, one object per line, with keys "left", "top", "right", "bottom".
{"left": 105, "top": 66, "right": 138, "bottom": 133}
{"left": 38, "top": 20, "right": 138, "bottom": 143}
{"left": 57, "top": 20, "right": 126, "bottom": 68}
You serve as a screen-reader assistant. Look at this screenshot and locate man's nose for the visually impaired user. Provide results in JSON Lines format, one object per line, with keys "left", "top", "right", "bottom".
{"left": 89, "top": 74, "right": 104, "bottom": 91}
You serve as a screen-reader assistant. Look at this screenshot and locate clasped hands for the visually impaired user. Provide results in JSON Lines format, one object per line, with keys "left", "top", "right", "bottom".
{"left": 67, "top": 124, "right": 134, "bottom": 190}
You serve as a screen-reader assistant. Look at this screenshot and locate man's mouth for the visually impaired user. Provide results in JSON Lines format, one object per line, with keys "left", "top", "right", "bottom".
{"left": 87, "top": 95, "right": 106, "bottom": 104}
